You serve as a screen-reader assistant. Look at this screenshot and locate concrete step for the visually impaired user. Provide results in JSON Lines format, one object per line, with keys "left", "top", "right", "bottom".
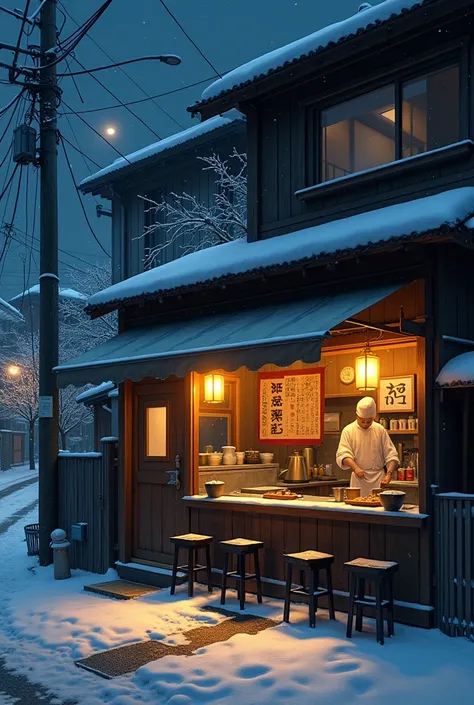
{"left": 115, "top": 560, "right": 186, "bottom": 588}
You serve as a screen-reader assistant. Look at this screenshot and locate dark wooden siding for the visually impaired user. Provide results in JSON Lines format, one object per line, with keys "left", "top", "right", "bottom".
{"left": 254, "top": 27, "right": 474, "bottom": 241}
{"left": 116, "top": 129, "right": 246, "bottom": 278}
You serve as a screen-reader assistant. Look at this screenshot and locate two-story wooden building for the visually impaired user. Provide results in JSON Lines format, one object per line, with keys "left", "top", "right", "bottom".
{"left": 79, "top": 109, "right": 246, "bottom": 283}
{"left": 58, "top": 0, "right": 474, "bottom": 633}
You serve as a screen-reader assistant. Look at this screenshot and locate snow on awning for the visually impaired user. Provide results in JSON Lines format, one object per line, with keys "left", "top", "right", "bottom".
{"left": 197, "top": 0, "right": 431, "bottom": 107}
{"left": 86, "top": 186, "right": 474, "bottom": 313}
{"left": 436, "top": 352, "right": 474, "bottom": 388}
{"left": 75, "top": 381, "right": 116, "bottom": 404}
{"left": 56, "top": 282, "right": 403, "bottom": 388}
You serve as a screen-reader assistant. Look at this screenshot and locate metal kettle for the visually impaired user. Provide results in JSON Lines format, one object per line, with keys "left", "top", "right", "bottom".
{"left": 279, "top": 450, "right": 309, "bottom": 483}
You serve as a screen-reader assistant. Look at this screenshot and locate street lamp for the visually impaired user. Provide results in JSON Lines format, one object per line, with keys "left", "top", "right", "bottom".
{"left": 159, "top": 54, "right": 181, "bottom": 66}
{"left": 7, "top": 364, "right": 20, "bottom": 377}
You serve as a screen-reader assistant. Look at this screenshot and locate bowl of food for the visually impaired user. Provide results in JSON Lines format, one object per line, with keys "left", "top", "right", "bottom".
{"left": 204, "top": 480, "right": 225, "bottom": 498}
{"left": 260, "top": 452, "right": 274, "bottom": 464}
{"left": 379, "top": 490, "right": 406, "bottom": 512}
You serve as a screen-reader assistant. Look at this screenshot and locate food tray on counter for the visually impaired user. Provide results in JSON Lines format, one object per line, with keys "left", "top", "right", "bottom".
{"left": 263, "top": 491, "right": 299, "bottom": 501}
{"left": 344, "top": 497, "right": 382, "bottom": 507}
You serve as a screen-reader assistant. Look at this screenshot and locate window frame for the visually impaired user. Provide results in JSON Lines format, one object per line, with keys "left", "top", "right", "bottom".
{"left": 305, "top": 47, "right": 464, "bottom": 188}
{"left": 197, "top": 374, "right": 240, "bottom": 453}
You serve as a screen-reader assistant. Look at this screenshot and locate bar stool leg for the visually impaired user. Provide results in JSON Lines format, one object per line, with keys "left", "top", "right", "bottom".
{"left": 326, "top": 565, "right": 336, "bottom": 620}
{"left": 309, "top": 567, "right": 316, "bottom": 628}
{"left": 355, "top": 578, "right": 365, "bottom": 632}
{"left": 283, "top": 563, "right": 292, "bottom": 623}
{"left": 387, "top": 576, "right": 395, "bottom": 637}
{"left": 254, "top": 549, "right": 263, "bottom": 604}
{"left": 170, "top": 544, "right": 179, "bottom": 595}
{"left": 313, "top": 569, "right": 319, "bottom": 614}
{"left": 188, "top": 548, "right": 195, "bottom": 597}
{"left": 375, "top": 580, "right": 384, "bottom": 645}
{"left": 205, "top": 544, "right": 213, "bottom": 593}
{"left": 239, "top": 554, "right": 246, "bottom": 610}
{"left": 346, "top": 573, "right": 356, "bottom": 638}
{"left": 220, "top": 552, "right": 229, "bottom": 605}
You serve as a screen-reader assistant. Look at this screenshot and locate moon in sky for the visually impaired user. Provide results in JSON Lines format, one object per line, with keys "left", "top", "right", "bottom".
{"left": 105, "top": 126, "right": 116, "bottom": 136}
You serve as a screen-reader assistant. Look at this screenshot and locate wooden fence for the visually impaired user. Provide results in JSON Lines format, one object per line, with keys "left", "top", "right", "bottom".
{"left": 435, "top": 493, "right": 474, "bottom": 638}
{"left": 58, "top": 438, "right": 118, "bottom": 574}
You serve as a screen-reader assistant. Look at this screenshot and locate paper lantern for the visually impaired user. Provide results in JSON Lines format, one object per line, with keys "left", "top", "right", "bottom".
{"left": 355, "top": 345, "right": 380, "bottom": 391}
{"left": 204, "top": 373, "right": 225, "bottom": 403}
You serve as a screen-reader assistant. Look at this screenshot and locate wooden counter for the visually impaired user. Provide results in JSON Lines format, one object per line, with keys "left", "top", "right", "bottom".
{"left": 184, "top": 494, "right": 432, "bottom": 628}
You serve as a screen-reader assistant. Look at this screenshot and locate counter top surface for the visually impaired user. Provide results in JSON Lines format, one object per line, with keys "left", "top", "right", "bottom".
{"left": 241, "top": 481, "right": 348, "bottom": 493}
{"left": 184, "top": 493, "right": 428, "bottom": 520}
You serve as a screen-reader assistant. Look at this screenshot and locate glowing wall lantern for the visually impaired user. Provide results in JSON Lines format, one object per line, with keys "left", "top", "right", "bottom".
{"left": 7, "top": 364, "right": 20, "bottom": 377}
{"left": 355, "top": 345, "right": 380, "bottom": 391}
{"left": 204, "top": 373, "right": 225, "bottom": 403}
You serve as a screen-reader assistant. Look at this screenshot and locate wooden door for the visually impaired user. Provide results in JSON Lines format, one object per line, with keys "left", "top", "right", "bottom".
{"left": 132, "top": 380, "right": 186, "bottom": 564}
{"left": 13, "top": 434, "right": 22, "bottom": 465}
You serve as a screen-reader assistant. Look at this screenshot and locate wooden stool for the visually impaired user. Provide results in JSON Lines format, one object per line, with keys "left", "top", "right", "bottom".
{"left": 283, "top": 550, "right": 336, "bottom": 628}
{"left": 169, "top": 533, "right": 213, "bottom": 597}
{"left": 344, "top": 558, "right": 399, "bottom": 645}
{"left": 220, "top": 538, "right": 264, "bottom": 610}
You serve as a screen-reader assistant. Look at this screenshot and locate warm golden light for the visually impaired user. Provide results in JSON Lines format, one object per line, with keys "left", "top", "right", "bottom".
{"left": 204, "top": 373, "right": 225, "bottom": 403}
{"left": 355, "top": 346, "right": 380, "bottom": 391}
{"left": 105, "top": 126, "right": 116, "bottom": 136}
{"left": 7, "top": 364, "right": 20, "bottom": 377}
{"left": 380, "top": 108, "right": 396, "bottom": 123}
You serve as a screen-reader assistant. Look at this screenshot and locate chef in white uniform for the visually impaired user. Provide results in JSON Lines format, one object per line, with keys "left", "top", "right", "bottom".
{"left": 336, "top": 397, "right": 399, "bottom": 495}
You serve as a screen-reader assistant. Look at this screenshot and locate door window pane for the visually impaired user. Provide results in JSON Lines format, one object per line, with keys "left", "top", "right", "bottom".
{"left": 321, "top": 85, "right": 395, "bottom": 182}
{"left": 146, "top": 406, "right": 167, "bottom": 457}
{"left": 199, "top": 415, "right": 229, "bottom": 452}
{"left": 402, "top": 65, "right": 459, "bottom": 158}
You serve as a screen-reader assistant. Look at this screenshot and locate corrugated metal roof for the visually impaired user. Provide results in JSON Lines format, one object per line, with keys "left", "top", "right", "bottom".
{"left": 56, "top": 282, "right": 403, "bottom": 388}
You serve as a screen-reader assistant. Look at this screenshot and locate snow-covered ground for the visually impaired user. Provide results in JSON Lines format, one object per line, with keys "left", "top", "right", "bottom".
{"left": 0, "top": 463, "right": 37, "bottom": 490}
{"left": 0, "top": 479, "right": 473, "bottom": 704}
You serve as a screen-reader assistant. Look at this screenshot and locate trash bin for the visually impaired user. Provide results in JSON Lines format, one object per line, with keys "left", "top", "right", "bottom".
{"left": 24, "top": 523, "right": 40, "bottom": 556}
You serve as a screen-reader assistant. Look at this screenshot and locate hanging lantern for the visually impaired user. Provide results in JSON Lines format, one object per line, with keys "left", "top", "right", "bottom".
{"left": 355, "top": 344, "right": 380, "bottom": 391}
{"left": 203, "top": 373, "right": 225, "bottom": 403}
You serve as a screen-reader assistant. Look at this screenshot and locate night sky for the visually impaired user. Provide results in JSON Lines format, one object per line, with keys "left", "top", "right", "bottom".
{"left": 0, "top": 0, "right": 383, "bottom": 300}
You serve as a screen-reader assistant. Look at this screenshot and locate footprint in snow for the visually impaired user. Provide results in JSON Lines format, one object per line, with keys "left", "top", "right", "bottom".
{"left": 324, "top": 660, "right": 361, "bottom": 674}
{"left": 349, "top": 675, "right": 374, "bottom": 695}
{"left": 326, "top": 644, "right": 355, "bottom": 661}
{"left": 235, "top": 664, "right": 272, "bottom": 679}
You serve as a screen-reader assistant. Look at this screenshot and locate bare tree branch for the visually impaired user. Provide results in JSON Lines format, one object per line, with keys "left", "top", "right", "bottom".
{"left": 138, "top": 149, "right": 247, "bottom": 268}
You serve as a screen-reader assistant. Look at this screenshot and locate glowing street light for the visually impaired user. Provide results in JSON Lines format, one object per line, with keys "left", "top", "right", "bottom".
{"left": 7, "top": 364, "right": 20, "bottom": 377}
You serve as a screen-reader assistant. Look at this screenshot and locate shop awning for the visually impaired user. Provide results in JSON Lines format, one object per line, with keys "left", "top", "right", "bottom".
{"left": 56, "top": 282, "right": 405, "bottom": 388}
{"left": 437, "top": 352, "right": 474, "bottom": 388}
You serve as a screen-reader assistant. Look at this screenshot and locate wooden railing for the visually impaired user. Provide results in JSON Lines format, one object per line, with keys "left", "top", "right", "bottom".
{"left": 58, "top": 437, "right": 118, "bottom": 574}
{"left": 435, "top": 493, "right": 474, "bottom": 638}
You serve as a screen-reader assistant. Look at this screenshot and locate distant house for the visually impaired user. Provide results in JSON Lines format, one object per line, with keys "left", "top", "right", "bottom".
{"left": 79, "top": 109, "right": 246, "bottom": 283}
{"left": 9, "top": 285, "right": 87, "bottom": 332}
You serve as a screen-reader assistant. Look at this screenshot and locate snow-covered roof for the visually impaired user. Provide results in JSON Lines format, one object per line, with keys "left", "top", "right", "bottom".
{"left": 437, "top": 352, "right": 474, "bottom": 387}
{"left": 86, "top": 186, "right": 474, "bottom": 313}
{"left": 196, "top": 0, "right": 435, "bottom": 107}
{"left": 75, "top": 381, "right": 115, "bottom": 404}
{"left": 79, "top": 110, "right": 245, "bottom": 190}
{"left": 10, "top": 285, "right": 87, "bottom": 303}
{"left": 0, "top": 296, "right": 23, "bottom": 323}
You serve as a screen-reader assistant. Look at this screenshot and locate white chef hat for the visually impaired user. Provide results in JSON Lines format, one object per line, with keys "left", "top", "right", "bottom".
{"left": 356, "top": 397, "right": 376, "bottom": 419}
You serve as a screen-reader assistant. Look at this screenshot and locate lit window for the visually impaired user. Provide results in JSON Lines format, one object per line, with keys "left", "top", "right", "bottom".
{"left": 146, "top": 406, "right": 167, "bottom": 457}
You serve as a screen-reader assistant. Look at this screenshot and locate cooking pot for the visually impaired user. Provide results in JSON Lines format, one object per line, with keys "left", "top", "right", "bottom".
{"left": 279, "top": 450, "right": 309, "bottom": 483}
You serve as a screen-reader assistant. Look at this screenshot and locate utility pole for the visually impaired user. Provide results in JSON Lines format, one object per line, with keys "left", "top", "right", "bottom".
{"left": 38, "top": 0, "right": 59, "bottom": 565}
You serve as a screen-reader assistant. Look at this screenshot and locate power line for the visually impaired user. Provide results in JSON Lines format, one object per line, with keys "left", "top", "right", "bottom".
{"left": 59, "top": 134, "right": 110, "bottom": 257}
{"left": 58, "top": 0, "right": 184, "bottom": 130}
{"left": 62, "top": 52, "right": 164, "bottom": 141}
{"left": 60, "top": 132, "right": 102, "bottom": 170}
{"left": 10, "top": 222, "right": 110, "bottom": 267}
{"left": 59, "top": 76, "right": 215, "bottom": 115}
{"left": 158, "top": 0, "right": 222, "bottom": 78}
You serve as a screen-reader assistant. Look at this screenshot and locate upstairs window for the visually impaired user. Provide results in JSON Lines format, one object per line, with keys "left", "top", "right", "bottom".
{"left": 320, "top": 64, "right": 459, "bottom": 183}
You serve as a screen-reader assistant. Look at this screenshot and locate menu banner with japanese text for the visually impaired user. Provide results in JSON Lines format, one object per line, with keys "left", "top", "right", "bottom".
{"left": 258, "top": 368, "right": 325, "bottom": 445}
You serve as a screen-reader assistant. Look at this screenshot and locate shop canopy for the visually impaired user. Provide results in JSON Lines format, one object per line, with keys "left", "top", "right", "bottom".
{"left": 437, "top": 352, "right": 474, "bottom": 388}
{"left": 56, "top": 282, "right": 405, "bottom": 388}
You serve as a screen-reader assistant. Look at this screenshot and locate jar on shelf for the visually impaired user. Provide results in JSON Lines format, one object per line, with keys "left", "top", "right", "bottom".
{"left": 397, "top": 467, "right": 406, "bottom": 481}
{"left": 389, "top": 418, "right": 399, "bottom": 431}
{"left": 398, "top": 418, "right": 407, "bottom": 431}
{"left": 407, "top": 416, "right": 416, "bottom": 431}
{"left": 379, "top": 417, "right": 387, "bottom": 429}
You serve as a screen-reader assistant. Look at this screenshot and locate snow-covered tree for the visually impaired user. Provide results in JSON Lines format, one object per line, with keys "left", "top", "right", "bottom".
{"left": 0, "top": 329, "right": 39, "bottom": 469}
{"left": 59, "top": 261, "right": 116, "bottom": 355}
{"left": 140, "top": 150, "right": 247, "bottom": 268}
